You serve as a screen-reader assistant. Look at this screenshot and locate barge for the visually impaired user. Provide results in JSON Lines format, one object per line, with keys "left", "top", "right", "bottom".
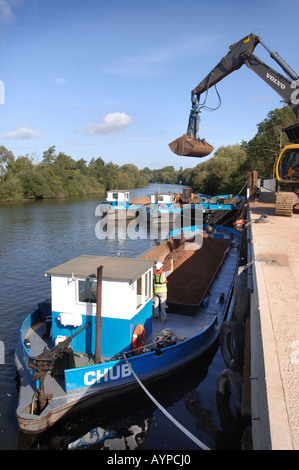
{"left": 202, "top": 194, "right": 246, "bottom": 225}
{"left": 101, "top": 190, "right": 140, "bottom": 220}
{"left": 144, "top": 189, "right": 246, "bottom": 227}
{"left": 15, "top": 226, "right": 240, "bottom": 434}
{"left": 99, "top": 188, "right": 246, "bottom": 229}
{"left": 144, "top": 192, "right": 181, "bottom": 225}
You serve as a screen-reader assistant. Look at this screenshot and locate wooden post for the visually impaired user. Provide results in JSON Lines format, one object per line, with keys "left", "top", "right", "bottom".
{"left": 94, "top": 266, "right": 103, "bottom": 364}
{"left": 247, "top": 171, "right": 258, "bottom": 200}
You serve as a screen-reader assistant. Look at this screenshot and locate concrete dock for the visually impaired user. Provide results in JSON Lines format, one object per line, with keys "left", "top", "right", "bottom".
{"left": 248, "top": 201, "right": 299, "bottom": 450}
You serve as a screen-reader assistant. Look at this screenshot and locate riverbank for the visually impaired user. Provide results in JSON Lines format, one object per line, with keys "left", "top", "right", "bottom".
{"left": 0, "top": 190, "right": 105, "bottom": 204}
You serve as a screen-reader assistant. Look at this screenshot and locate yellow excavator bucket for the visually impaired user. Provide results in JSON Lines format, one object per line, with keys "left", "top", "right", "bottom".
{"left": 169, "top": 134, "right": 214, "bottom": 158}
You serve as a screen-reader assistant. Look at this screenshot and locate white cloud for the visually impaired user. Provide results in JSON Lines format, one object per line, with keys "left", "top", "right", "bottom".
{"left": 2, "top": 126, "right": 43, "bottom": 139}
{"left": 51, "top": 76, "right": 68, "bottom": 85}
{"left": 0, "top": 0, "right": 19, "bottom": 24}
{"left": 85, "top": 112, "right": 133, "bottom": 135}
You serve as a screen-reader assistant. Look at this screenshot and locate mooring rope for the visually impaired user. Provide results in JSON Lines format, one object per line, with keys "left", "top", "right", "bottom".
{"left": 123, "top": 353, "right": 211, "bottom": 450}
{"left": 122, "top": 328, "right": 185, "bottom": 357}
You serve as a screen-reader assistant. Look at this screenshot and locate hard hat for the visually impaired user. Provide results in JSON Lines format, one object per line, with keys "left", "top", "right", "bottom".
{"left": 155, "top": 261, "right": 163, "bottom": 270}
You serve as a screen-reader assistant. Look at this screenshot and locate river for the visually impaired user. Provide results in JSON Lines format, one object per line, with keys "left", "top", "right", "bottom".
{"left": 0, "top": 184, "right": 241, "bottom": 450}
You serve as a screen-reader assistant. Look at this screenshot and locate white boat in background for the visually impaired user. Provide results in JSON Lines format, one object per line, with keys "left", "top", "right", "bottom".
{"left": 101, "top": 190, "right": 139, "bottom": 220}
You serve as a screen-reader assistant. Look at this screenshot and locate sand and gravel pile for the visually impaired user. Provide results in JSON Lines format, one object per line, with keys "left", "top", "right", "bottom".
{"left": 141, "top": 234, "right": 230, "bottom": 304}
{"left": 129, "top": 196, "right": 151, "bottom": 205}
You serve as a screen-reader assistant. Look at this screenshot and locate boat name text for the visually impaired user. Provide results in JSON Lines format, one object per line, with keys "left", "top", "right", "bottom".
{"left": 84, "top": 363, "right": 132, "bottom": 386}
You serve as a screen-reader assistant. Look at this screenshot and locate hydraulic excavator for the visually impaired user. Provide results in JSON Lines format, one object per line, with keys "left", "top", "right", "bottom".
{"left": 169, "top": 33, "right": 299, "bottom": 216}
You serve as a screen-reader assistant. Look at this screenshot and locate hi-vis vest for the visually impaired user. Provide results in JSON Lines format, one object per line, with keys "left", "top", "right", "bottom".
{"left": 153, "top": 270, "right": 167, "bottom": 294}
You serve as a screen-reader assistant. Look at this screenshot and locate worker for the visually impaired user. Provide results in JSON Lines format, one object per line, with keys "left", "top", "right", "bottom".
{"left": 287, "top": 164, "right": 299, "bottom": 179}
{"left": 153, "top": 259, "right": 173, "bottom": 322}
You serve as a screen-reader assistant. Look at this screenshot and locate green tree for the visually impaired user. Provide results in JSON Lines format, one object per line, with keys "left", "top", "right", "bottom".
{"left": 12, "top": 155, "right": 34, "bottom": 174}
{"left": 116, "top": 171, "right": 131, "bottom": 189}
{"left": 89, "top": 157, "right": 105, "bottom": 184}
{"left": 141, "top": 166, "right": 152, "bottom": 178}
{"left": 241, "top": 106, "right": 298, "bottom": 177}
{"left": 118, "top": 163, "right": 147, "bottom": 188}
{"left": 189, "top": 144, "right": 247, "bottom": 195}
{"left": 104, "top": 162, "right": 119, "bottom": 189}
{"left": 76, "top": 158, "right": 88, "bottom": 173}
{"left": 0, "top": 146, "right": 15, "bottom": 180}
{"left": 42, "top": 146, "right": 57, "bottom": 165}
{"left": 148, "top": 165, "right": 179, "bottom": 184}
{"left": 54, "top": 152, "right": 77, "bottom": 171}
{"left": 20, "top": 169, "right": 52, "bottom": 199}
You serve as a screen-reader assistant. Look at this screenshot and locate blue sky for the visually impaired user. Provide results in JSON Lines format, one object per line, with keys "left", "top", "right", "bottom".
{"left": 0, "top": 0, "right": 298, "bottom": 170}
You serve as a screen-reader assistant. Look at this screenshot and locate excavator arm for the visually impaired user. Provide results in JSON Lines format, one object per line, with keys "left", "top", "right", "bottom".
{"left": 193, "top": 33, "right": 261, "bottom": 98}
{"left": 169, "top": 33, "right": 299, "bottom": 157}
{"left": 194, "top": 33, "right": 299, "bottom": 118}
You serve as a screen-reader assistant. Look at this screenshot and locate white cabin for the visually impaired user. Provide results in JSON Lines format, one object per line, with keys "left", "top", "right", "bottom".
{"left": 106, "top": 190, "right": 130, "bottom": 208}
{"left": 150, "top": 193, "right": 174, "bottom": 205}
{"left": 45, "top": 255, "right": 154, "bottom": 358}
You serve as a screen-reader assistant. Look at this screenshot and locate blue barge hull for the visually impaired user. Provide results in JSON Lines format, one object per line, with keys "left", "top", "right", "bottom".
{"left": 15, "top": 226, "right": 239, "bottom": 434}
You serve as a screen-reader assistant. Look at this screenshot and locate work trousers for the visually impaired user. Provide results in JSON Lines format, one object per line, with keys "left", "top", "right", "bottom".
{"left": 153, "top": 292, "right": 167, "bottom": 321}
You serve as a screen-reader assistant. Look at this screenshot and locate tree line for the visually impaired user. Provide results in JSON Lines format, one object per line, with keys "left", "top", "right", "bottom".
{"left": 0, "top": 145, "right": 149, "bottom": 201}
{"left": 0, "top": 106, "right": 297, "bottom": 202}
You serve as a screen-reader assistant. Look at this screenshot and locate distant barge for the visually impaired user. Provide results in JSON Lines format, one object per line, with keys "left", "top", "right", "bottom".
{"left": 99, "top": 188, "right": 246, "bottom": 228}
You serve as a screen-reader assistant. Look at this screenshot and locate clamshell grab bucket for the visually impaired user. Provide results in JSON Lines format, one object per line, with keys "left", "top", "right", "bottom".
{"left": 169, "top": 134, "right": 214, "bottom": 158}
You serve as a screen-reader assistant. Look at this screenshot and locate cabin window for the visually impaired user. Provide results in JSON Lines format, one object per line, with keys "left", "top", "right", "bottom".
{"left": 78, "top": 279, "right": 97, "bottom": 303}
{"left": 136, "top": 276, "right": 142, "bottom": 309}
{"left": 136, "top": 270, "right": 151, "bottom": 309}
{"left": 144, "top": 271, "right": 151, "bottom": 301}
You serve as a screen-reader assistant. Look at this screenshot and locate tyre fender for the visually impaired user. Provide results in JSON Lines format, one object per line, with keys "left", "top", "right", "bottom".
{"left": 219, "top": 321, "right": 245, "bottom": 372}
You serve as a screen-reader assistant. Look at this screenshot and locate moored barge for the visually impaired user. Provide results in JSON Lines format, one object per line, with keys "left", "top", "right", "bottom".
{"left": 15, "top": 226, "right": 240, "bottom": 434}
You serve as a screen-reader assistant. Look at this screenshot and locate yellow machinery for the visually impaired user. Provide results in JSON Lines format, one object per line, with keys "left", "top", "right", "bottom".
{"left": 274, "top": 124, "right": 299, "bottom": 215}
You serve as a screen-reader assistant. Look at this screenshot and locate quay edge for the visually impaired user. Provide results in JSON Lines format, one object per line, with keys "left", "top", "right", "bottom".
{"left": 247, "top": 202, "right": 299, "bottom": 450}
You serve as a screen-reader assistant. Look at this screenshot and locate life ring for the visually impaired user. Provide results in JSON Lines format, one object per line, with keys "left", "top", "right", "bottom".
{"left": 158, "top": 203, "right": 166, "bottom": 211}
{"left": 132, "top": 324, "right": 145, "bottom": 355}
